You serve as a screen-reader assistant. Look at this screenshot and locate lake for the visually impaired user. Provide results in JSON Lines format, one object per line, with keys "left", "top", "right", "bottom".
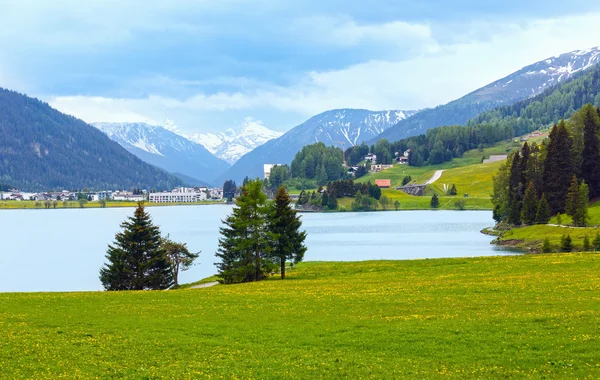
{"left": 0, "top": 206, "right": 515, "bottom": 292}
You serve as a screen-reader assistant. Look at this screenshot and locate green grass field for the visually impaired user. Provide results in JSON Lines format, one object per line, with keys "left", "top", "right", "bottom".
{"left": 336, "top": 158, "right": 502, "bottom": 211}
{"left": 0, "top": 200, "right": 223, "bottom": 210}
{"left": 356, "top": 140, "right": 518, "bottom": 188}
{"left": 2, "top": 255, "right": 600, "bottom": 378}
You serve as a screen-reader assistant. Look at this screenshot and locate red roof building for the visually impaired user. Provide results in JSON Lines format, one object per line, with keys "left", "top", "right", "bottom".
{"left": 375, "top": 179, "right": 391, "bottom": 188}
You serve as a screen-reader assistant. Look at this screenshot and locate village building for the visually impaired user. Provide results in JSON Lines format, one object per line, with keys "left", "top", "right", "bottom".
{"left": 371, "top": 164, "right": 394, "bottom": 172}
{"left": 375, "top": 179, "right": 391, "bottom": 188}
{"left": 149, "top": 191, "right": 207, "bottom": 203}
{"left": 364, "top": 153, "right": 377, "bottom": 163}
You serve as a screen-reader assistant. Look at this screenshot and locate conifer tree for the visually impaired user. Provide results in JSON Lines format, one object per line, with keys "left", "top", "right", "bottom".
{"left": 593, "top": 233, "right": 600, "bottom": 251}
{"left": 560, "top": 235, "right": 573, "bottom": 252}
{"left": 520, "top": 182, "right": 538, "bottom": 225}
{"left": 581, "top": 105, "right": 600, "bottom": 198}
{"left": 543, "top": 121, "right": 574, "bottom": 214}
{"left": 542, "top": 238, "right": 552, "bottom": 253}
{"left": 99, "top": 202, "right": 173, "bottom": 290}
{"left": 507, "top": 152, "right": 522, "bottom": 225}
{"left": 565, "top": 176, "right": 589, "bottom": 227}
{"left": 215, "top": 180, "right": 276, "bottom": 284}
{"left": 448, "top": 184, "right": 457, "bottom": 196}
{"left": 328, "top": 192, "right": 338, "bottom": 210}
{"left": 430, "top": 193, "right": 440, "bottom": 208}
{"left": 321, "top": 191, "right": 329, "bottom": 208}
{"left": 583, "top": 236, "right": 591, "bottom": 251}
{"left": 536, "top": 193, "right": 550, "bottom": 224}
{"left": 269, "top": 186, "right": 307, "bottom": 279}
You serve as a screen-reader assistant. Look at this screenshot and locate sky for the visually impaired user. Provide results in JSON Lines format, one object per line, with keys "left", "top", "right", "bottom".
{"left": 1, "top": 0, "right": 600, "bottom": 134}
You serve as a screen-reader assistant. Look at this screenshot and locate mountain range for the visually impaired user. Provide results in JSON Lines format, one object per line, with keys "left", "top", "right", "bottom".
{"left": 0, "top": 88, "right": 182, "bottom": 191}
{"left": 374, "top": 46, "right": 600, "bottom": 143}
{"left": 216, "top": 109, "right": 417, "bottom": 183}
{"left": 93, "top": 122, "right": 230, "bottom": 185}
{"left": 188, "top": 118, "right": 283, "bottom": 164}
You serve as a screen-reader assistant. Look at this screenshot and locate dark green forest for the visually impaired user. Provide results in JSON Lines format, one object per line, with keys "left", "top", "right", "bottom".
{"left": 492, "top": 105, "right": 600, "bottom": 227}
{"left": 0, "top": 88, "right": 182, "bottom": 191}
{"left": 290, "top": 143, "right": 345, "bottom": 186}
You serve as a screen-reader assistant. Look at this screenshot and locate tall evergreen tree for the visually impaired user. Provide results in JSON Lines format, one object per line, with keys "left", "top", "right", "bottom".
{"left": 542, "top": 121, "right": 574, "bottom": 214}
{"left": 215, "top": 180, "right": 276, "bottom": 284}
{"left": 565, "top": 176, "right": 590, "bottom": 227}
{"left": 536, "top": 193, "right": 550, "bottom": 224}
{"left": 581, "top": 105, "right": 600, "bottom": 198}
{"left": 269, "top": 186, "right": 307, "bottom": 279}
{"left": 99, "top": 202, "right": 173, "bottom": 290}
{"left": 507, "top": 152, "right": 522, "bottom": 225}
{"left": 520, "top": 182, "right": 538, "bottom": 225}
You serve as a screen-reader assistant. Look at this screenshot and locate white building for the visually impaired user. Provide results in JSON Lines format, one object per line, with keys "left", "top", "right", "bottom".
{"left": 264, "top": 164, "right": 282, "bottom": 179}
{"left": 149, "top": 191, "right": 207, "bottom": 203}
{"left": 112, "top": 191, "right": 146, "bottom": 202}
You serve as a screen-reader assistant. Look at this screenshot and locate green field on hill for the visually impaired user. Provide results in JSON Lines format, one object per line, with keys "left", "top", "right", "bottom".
{"left": 356, "top": 140, "right": 519, "bottom": 188}
{"left": 2, "top": 255, "right": 600, "bottom": 378}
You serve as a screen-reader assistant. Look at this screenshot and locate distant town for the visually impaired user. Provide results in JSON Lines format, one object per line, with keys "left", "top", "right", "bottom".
{"left": 0, "top": 186, "right": 224, "bottom": 203}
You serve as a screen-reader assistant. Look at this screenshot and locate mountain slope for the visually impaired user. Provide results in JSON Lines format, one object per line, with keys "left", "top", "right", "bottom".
{"left": 93, "top": 122, "right": 230, "bottom": 185}
{"left": 188, "top": 118, "right": 283, "bottom": 164}
{"left": 375, "top": 46, "right": 600, "bottom": 143}
{"left": 0, "top": 88, "right": 182, "bottom": 191}
{"left": 217, "top": 109, "right": 417, "bottom": 183}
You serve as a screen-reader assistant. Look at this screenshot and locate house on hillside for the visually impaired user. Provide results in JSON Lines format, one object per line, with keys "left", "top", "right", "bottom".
{"left": 364, "top": 153, "right": 377, "bottom": 162}
{"left": 375, "top": 179, "right": 391, "bottom": 188}
{"left": 371, "top": 164, "right": 393, "bottom": 172}
{"left": 396, "top": 156, "right": 409, "bottom": 165}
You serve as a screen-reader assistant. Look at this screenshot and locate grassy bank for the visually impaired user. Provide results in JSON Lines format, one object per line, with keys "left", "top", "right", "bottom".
{"left": 2, "top": 255, "right": 600, "bottom": 378}
{"left": 0, "top": 200, "right": 224, "bottom": 210}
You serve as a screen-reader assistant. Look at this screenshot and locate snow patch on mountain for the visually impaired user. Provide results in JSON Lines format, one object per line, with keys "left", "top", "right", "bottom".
{"left": 188, "top": 118, "right": 283, "bottom": 164}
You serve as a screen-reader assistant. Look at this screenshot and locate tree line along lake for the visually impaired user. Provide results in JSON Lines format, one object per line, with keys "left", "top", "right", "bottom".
{"left": 0, "top": 206, "right": 518, "bottom": 292}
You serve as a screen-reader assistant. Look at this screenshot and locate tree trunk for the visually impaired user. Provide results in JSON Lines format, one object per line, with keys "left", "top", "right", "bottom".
{"left": 281, "top": 257, "right": 285, "bottom": 280}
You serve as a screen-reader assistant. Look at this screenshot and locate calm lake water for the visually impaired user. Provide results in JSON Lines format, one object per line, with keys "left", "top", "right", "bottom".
{"left": 0, "top": 206, "right": 516, "bottom": 292}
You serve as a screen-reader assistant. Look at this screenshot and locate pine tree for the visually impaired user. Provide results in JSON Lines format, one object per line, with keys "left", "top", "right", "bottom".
{"left": 560, "top": 235, "right": 573, "bottom": 252}
{"left": 593, "top": 233, "right": 600, "bottom": 251}
{"left": 321, "top": 191, "right": 329, "bottom": 208}
{"left": 507, "top": 152, "right": 522, "bottom": 225}
{"left": 565, "top": 176, "right": 589, "bottom": 227}
{"left": 581, "top": 105, "right": 600, "bottom": 198}
{"left": 430, "top": 193, "right": 440, "bottom": 208}
{"left": 543, "top": 121, "right": 574, "bottom": 214}
{"left": 215, "top": 180, "right": 276, "bottom": 284}
{"left": 583, "top": 236, "right": 591, "bottom": 251}
{"left": 99, "top": 202, "right": 173, "bottom": 290}
{"left": 448, "top": 184, "right": 457, "bottom": 196}
{"left": 328, "top": 192, "right": 338, "bottom": 210}
{"left": 269, "top": 186, "right": 307, "bottom": 279}
{"left": 542, "top": 238, "right": 552, "bottom": 253}
{"left": 536, "top": 193, "right": 550, "bottom": 224}
{"left": 520, "top": 182, "right": 538, "bottom": 225}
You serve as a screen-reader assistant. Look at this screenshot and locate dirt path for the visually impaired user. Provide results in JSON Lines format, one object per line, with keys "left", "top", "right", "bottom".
{"left": 190, "top": 281, "right": 219, "bottom": 289}
{"left": 424, "top": 170, "right": 444, "bottom": 185}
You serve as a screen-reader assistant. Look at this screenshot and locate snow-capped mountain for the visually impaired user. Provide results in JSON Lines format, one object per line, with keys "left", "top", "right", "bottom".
{"left": 376, "top": 46, "right": 600, "bottom": 142}
{"left": 188, "top": 118, "right": 283, "bottom": 164}
{"left": 475, "top": 46, "right": 600, "bottom": 101}
{"left": 216, "top": 108, "right": 418, "bottom": 183}
{"left": 93, "top": 122, "right": 230, "bottom": 185}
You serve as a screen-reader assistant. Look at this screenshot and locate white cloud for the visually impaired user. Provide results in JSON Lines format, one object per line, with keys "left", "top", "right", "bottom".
{"left": 45, "top": 11, "right": 600, "bottom": 134}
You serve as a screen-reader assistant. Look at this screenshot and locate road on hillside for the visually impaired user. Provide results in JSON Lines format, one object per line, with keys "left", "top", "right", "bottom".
{"left": 424, "top": 170, "right": 444, "bottom": 185}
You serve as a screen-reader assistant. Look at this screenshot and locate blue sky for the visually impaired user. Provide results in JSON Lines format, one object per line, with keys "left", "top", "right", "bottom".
{"left": 1, "top": 0, "right": 599, "bottom": 134}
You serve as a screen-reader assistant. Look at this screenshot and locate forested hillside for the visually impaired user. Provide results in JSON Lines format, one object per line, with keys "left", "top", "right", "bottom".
{"left": 0, "top": 88, "right": 182, "bottom": 191}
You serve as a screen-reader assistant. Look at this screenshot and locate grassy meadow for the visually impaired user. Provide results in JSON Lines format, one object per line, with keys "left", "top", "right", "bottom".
{"left": 2, "top": 255, "right": 600, "bottom": 378}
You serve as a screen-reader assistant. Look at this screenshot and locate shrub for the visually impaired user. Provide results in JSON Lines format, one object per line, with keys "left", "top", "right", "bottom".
{"left": 454, "top": 199, "right": 466, "bottom": 210}
{"left": 542, "top": 238, "right": 552, "bottom": 253}
{"left": 560, "top": 235, "right": 573, "bottom": 252}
